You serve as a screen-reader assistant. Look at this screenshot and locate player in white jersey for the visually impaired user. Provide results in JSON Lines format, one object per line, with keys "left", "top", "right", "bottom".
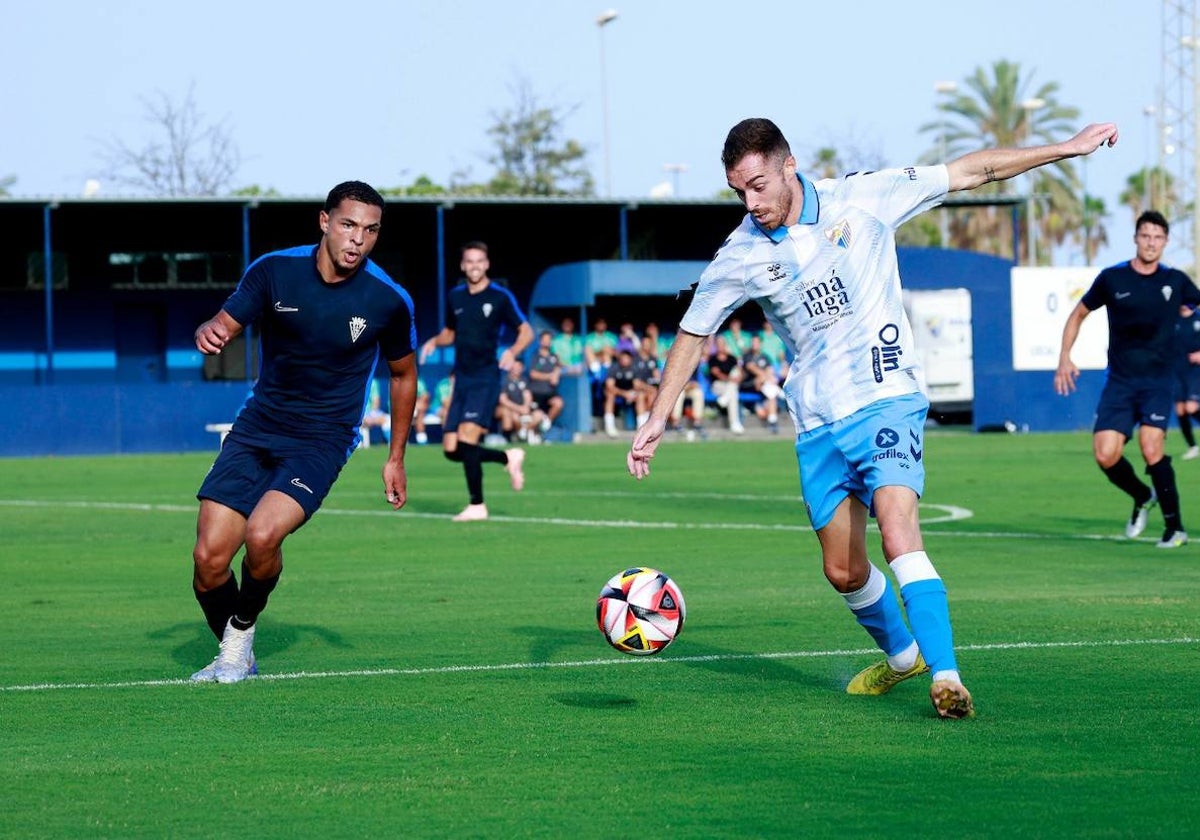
{"left": 628, "top": 117, "right": 1118, "bottom": 719}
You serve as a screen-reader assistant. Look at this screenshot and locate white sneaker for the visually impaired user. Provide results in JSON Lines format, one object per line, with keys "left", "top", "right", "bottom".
{"left": 730, "top": 423, "right": 746, "bottom": 435}
{"left": 1125, "top": 492, "right": 1158, "bottom": 539}
{"left": 1156, "top": 529, "right": 1189, "bottom": 548}
{"left": 189, "top": 657, "right": 220, "bottom": 683}
{"left": 1184, "top": 446, "right": 1200, "bottom": 461}
{"left": 415, "top": 431, "right": 428, "bottom": 445}
{"left": 539, "top": 417, "right": 552, "bottom": 433}
{"left": 452, "top": 503, "right": 489, "bottom": 522}
{"left": 213, "top": 620, "right": 257, "bottom": 684}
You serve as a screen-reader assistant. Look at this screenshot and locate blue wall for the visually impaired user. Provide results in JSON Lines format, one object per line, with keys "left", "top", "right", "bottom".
{"left": 897, "top": 248, "right": 1101, "bottom": 432}
{"left": 0, "top": 382, "right": 252, "bottom": 456}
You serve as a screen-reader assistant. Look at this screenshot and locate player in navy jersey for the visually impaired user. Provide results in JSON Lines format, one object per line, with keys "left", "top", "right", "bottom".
{"left": 1172, "top": 305, "right": 1200, "bottom": 461}
{"left": 189, "top": 181, "right": 418, "bottom": 683}
{"left": 629, "top": 116, "right": 1118, "bottom": 719}
{"left": 420, "top": 242, "right": 533, "bottom": 521}
{"left": 1056, "top": 211, "right": 1200, "bottom": 548}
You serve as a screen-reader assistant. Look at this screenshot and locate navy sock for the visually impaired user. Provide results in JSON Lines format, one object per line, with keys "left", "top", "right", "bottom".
{"left": 231, "top": 559, "right": 280, "bottom": 630}
{"left": 195, "top": 573, "right": 238, "bottom": 640}
{"left": 458, "top": 443, "right": 485, "bottom": 504}
{"left": 1147, "top": 456, "right": 1183, "bottom": 531}
{"left": 1101, "top": 456, "right": 1152, "bottom": 504}
{"left": 1180, "top": 414, "right": 1196, "bottom": 448}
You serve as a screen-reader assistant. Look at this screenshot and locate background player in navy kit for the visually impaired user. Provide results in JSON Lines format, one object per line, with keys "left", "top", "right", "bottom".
{"left": 421, "top": 241, "right": 533, "bottom": 521}
{"left": 1172, "top": 305, "right": 1200, "bottom": 461}
{"left": 190, "top": 181, "right": 418, "bottom": 683}
{"left": 1055, "top": 211, "right": 1200, "bottom": 548}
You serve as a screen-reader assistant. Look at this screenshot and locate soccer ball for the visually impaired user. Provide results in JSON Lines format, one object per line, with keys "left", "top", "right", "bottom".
{"left": 596, "top": 567, "right": 686, "bottom": 655}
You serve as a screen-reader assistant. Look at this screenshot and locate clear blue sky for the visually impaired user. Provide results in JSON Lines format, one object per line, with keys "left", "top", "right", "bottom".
{"left": 1, "top": 1, "right": 1168, "bottom": 267}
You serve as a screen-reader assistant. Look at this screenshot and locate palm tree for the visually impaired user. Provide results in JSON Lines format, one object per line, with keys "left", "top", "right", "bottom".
{"left": 1119, "top": 166, "right": 1180, "bottom": 222}
{"left": 920, "top": 60, "right": 1082, "bottom": 263}
{"left": 1078, "top": 194, "right": 1109, "bottom": 264}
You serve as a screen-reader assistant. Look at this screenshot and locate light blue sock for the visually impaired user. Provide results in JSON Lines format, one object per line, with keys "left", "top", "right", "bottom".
{"left": 892, "top": 551, "right": 959, "bottom": 676}
{"left": 843, "top": 563, "right": 915, "bottom": 657}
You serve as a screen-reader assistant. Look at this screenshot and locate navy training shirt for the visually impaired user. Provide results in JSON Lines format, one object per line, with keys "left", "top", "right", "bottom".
{"left": 445, "top": 281, "right": 527, "bottom": 376}
{"left": 221, "top": 244, "right": 417, "bottom": 431}
{"left": 1081, "top": 261, "right": 1200, "bottom": 380}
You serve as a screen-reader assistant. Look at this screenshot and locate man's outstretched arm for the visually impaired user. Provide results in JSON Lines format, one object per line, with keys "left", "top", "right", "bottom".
{"left": 946, "top": 122, "right": 1118, "bottom": 193}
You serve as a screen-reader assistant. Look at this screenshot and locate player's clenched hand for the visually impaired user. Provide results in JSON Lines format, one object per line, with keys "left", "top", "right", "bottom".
{"left": 383, "top": 460, "right": 408, "bottom": 510}
{"left": 194, "top": 319, "right": 230, "bottom": 355}
{"left": 627, "top": 416, "right": 666, "bottom": 480}
{"left": 1066, "top": 123, "right": 1119, "bottom": 156}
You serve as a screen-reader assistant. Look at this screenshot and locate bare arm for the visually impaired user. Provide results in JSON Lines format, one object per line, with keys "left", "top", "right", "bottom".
{"left": 383, "top": 353, "right": 418, "bottom": 510}
{"left": 499, "top": 322, "right": 535, "bottom": 371}
{"left": 420, "top": 327, "right": 455, "bottom": 363}
{"left": 194, "top": 309, "right": 244, "bottom": 355}
{"left": 627, "top": 331, "right": 709, "bottom": 479}
{"left": 1053, "top": 302, "right": 1092, "bottom": 396}
{"left": 946, "top": 123, "right": 1118, "bottom": 193}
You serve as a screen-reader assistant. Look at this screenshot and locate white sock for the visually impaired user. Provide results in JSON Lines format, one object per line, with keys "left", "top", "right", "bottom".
{"left": 887, "top": 640, "right": 920, "bottom": 672}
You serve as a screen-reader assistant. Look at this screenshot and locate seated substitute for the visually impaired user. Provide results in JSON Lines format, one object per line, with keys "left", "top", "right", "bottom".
{"left": 497, "top": 359, "right": 544, "bottom": 443}
{"left": 741, "top": 333, "right": 782, "bottom": 432}
{"left": 707, "top": 335, "right": 746, "bottom": 434}
{"left": 528, "top": 329, "right": 565, "bottom": 433}
{"left": 603, "top": 348, "right": 643, "bottom": 437}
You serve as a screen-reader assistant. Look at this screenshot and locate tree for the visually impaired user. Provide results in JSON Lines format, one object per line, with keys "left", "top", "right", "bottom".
{"left": 920, "top": 60, "right": 1082, "bottom": 263}
{"left": 0, "top": 175, "right": 14, "bottom": 196}
{"left": 1119, "top": 166, "right": 1180, "bottom": 222}
{"left": 482, "top": 78, "right": 593, "bottom": 197}
{"left": 98, "top": 84, "right": 240, "bottom": 196}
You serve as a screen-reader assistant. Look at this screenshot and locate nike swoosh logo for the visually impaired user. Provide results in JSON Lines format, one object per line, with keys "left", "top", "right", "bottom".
{"left": 1114, "top": 292, "right": 1131, "bottom": 299}
{"left": 275, "top": 301, "right": 299, "bottom": 312}
{"left": 290, "top": 477, "right": 313, "bottom": 493}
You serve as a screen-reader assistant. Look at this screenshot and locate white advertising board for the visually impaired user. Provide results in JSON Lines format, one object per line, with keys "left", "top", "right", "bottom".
{"left": 1010, "top": 266, "right": 1109, "bottom": 371}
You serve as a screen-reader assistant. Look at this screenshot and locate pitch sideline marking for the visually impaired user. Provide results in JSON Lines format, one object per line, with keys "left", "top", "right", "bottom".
{"left": 0, "top": 497, "right": 970, "bottom": 528}
{"left": 1, "top": 637, "right": 1194, "bottom": 693}
{"left": 0, "top": 497, "right": 1166, "bottom": 540}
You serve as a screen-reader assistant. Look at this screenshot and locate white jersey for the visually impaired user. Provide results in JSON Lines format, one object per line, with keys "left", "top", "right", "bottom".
{"left": 680, "top": 166, "right": 948, "bottom": 432}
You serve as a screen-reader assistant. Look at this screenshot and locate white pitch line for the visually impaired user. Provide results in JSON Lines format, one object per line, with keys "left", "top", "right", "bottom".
{"left": 0, "top": 497, "right": 969, "bottom": 529}
{"left": 1, "top": 637, "right": 1193, "bottom": 694}
{"left": 0, "top": 498, "right": 1155, "bottom": 541}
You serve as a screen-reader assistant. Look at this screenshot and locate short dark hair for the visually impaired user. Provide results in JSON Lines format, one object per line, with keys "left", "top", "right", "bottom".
{"left": 721, "top": 118, "right": 792, "bottom": 170}
{"left": 1136, "top": 210, "right": 1169, "bottom": 236}
{"left": 324, "top": 181, "right": 385, "bottom": 215}
{"left": 461, "top": 240, "right": 489, "bottom": 256}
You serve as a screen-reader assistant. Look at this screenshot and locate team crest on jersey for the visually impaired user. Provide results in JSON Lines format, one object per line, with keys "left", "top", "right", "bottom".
{"left": 1162, "top": 285, "right": 1173, "bottom": 301}
{"left": 483, "top": 303, "right": 493, "bottom": 318}
{"left": 349, "top": 316, "right": 367, "bottom": 343}
{"left": 824, "top": 220, "right": 852, "bottom": 249}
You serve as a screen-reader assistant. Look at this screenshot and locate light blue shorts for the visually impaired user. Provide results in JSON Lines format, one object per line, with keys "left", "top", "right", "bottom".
{"left": 795, "top": 393, "right": 929, "bottom": 531}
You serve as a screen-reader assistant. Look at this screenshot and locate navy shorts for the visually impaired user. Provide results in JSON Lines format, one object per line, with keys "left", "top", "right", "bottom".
{"left": 1094, "top": 375, "right": 1173, "bottom": 437}
{"left": 197, "top": 409, "right": 355, "bottom": 521}
{"left": 1174, "top": 362, "right": 1200, "bottom": 404}
{"left": 445, "top": 372, "right": 501, "bottom": 431}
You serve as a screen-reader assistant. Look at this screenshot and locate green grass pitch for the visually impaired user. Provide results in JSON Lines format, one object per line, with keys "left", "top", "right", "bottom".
{"left": 1, "top": 431, "right": 1197, "bottom": 838}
